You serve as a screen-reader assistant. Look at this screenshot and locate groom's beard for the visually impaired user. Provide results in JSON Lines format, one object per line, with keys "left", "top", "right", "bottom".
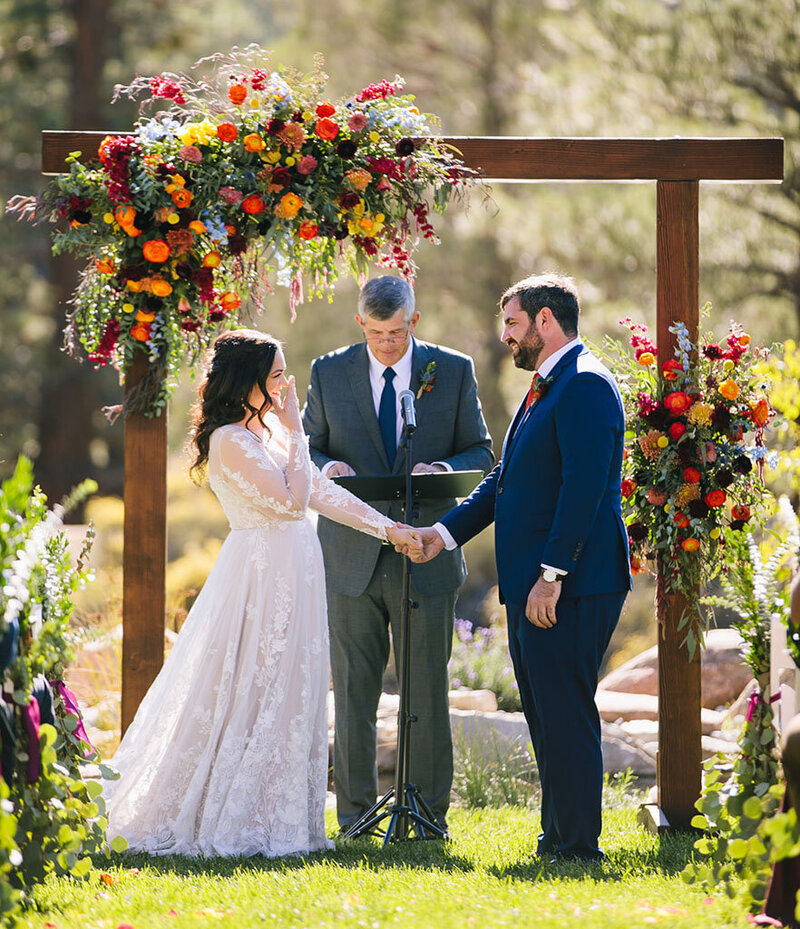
{"left": 510, "top": 325, "right": 544, "bottom": 371}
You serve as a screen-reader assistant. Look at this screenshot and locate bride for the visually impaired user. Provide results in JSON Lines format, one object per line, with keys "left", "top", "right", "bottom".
{"left": 104, "top": 329, "right": 421, "bottom": 858}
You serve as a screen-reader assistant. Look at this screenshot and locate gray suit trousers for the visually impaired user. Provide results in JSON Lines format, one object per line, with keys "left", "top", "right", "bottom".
{"left": 328, "top": 546, "right": 455, "bottom": 828}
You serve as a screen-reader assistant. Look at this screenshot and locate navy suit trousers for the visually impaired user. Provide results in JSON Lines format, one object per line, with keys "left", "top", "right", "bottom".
{"left": 505, "top": 590, "right": 626, "bottom": 858}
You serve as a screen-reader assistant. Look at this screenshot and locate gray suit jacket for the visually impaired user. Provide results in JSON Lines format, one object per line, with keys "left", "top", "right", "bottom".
{"left": 302, "top": 338, "right": 494, "bottom": 597}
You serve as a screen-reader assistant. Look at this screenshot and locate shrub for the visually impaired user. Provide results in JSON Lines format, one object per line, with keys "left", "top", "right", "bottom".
{"left": 448, "top": 618, "right": 521, "bottom": 712}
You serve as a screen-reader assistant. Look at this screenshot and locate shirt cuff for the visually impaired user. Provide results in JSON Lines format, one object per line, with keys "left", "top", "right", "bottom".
{"left": 541, "top": 563, "right": 568, "bottom": 576}
{"left": 431, "top": 461, "right": 453, "bottom": 472}
{"left": 433, "top": 521, "right": 458, "bottom": 551}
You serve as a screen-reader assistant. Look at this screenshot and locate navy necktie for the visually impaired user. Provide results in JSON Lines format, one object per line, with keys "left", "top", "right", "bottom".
{"left": 378, "top": 367, "right": 397, "bottom": 466}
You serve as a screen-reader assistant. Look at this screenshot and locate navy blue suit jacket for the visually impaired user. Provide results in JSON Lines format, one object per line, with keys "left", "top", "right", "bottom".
{"left": 440, "top": 343, "right": 632, "bottom": 603}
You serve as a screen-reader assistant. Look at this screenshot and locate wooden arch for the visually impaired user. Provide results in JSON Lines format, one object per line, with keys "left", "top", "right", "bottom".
{"left": 42, "top": 131, "right": 784, "bottom": 829}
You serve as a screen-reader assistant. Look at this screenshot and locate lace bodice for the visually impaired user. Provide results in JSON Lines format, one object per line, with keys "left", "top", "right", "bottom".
{"left": 209, "top": 422, "right": 393, "bottom": 538}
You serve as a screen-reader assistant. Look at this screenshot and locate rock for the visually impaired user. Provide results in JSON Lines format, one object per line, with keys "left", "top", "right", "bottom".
{"left": 598, "top": 628, "right": 751, "bottom": 708}
{"left": 596, "top": 690, "right": 726, "bottom": 734}
{"left": 448, "top": 688, "right": 498, "bottom": 712}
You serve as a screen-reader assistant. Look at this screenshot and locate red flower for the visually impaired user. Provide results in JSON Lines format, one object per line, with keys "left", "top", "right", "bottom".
{"left": 315, "top": 117, "right": 339, "bottom": 141}
{"left": 216, "top": 122, "right": 238, "bottom": 142}
{"left": 241, "top": 194, "right": 266, "bottom": 214}
{"left": 620, "top": 479, "right": 637, "bottom": 498}
{"left": 664, "top": 391, "right": 692, "bottom": 417}
{"left": 673, "top": 512, "right": 690, "bottom": 529}
{"left": 298, "top": 221, "right": 319, "bottom": 240}
{"left": 683, "top": 467, "right": 701, "bottom": 484}
{"left": 316, "top": 102, "right": 336, "bottom": 117}
{"left": 662, "top": 360, "right": 683, "bottom": 381}
{"left": 669, "top": 422, "right": 686, "bottom": 441}
{"left": 731, "top": 504, "right": 751, "bottom": 522}
{"left": 705, "top": 489, "right": 727, "bottom": 508}
{"left": 228, "top": 83, "right": 247, "bottom": 105}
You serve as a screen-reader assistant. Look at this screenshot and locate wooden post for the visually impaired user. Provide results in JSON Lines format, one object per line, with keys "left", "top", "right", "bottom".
{"left": 121, "top": 354, "right": 167, "bottom": 733}
{"left": 655, "top": 180, "right": 702, "bottom": 829}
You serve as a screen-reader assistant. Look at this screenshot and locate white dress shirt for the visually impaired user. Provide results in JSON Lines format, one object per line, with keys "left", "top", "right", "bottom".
{"left": 322, "top": 337, "right": 451, "bottom": 475}
{"left": 434, "top": 338, "right": 581, "bottom": 573}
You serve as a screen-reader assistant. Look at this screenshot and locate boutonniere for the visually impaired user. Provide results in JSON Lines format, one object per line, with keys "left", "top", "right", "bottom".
{"left": 528, "top": 373, "right": 555, "bottom": 408}
{"left": 416, "top": 361, "right": 437, "bottom": 399}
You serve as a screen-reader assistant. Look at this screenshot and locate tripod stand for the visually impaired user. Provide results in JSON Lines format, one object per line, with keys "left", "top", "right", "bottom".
{"left": 343, "top": 406, "right": 447, "bottom": 845}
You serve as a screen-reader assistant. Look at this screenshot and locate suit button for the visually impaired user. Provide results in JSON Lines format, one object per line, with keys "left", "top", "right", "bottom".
{"left": 497, "top": 486, "right": 504, "bottom": 495}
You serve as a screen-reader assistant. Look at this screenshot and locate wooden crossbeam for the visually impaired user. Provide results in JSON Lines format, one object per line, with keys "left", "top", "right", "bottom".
{"left": 42, "top": 131, "right": 783, "bottom": 181}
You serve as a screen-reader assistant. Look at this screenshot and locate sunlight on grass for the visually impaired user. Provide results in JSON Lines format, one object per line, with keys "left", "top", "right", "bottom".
{"left": 21, "top": 809, "right": 753, "bottom": 929}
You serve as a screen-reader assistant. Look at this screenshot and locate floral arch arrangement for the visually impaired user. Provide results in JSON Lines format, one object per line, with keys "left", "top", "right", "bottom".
{"left": 604, "top": 311, "right": 776, "bottom": 655}
{"left": 11, "top": 47, "right": 476, "bottom": 414}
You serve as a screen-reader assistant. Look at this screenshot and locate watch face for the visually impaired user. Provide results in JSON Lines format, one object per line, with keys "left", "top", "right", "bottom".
{"left": 542, "top": 569, "right": 557, "bottom": 582}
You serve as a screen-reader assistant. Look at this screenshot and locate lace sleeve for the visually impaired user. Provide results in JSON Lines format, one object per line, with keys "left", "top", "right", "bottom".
{"left": 309, "top": 464, "right": 393, "bottom": 540}
{"left": 217, "top": 427, "right": 311, "bottom": 521}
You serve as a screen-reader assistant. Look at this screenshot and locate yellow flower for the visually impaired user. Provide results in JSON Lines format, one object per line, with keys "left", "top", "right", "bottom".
{"left": 265, "top": 150, "right": 282, "bottom": 164}
{"left": 709, "top": 528, "right": 721, "bottom": 540}
{"left": 122, "top": 303, "right": 135, "bottom": 314}
{"left": 103, "top": 212, "right": 115, "bottom": 224}
{"left": 687, "top": 402, "right": 713, "bottom": 426}
{"left": 274, "top": 192, "right": 303, "bottom": 220}
{"left": 657, "top": 436, "right": 669, "bottom": 448}
{"left": 675, "top": 483, "right": 701, "bottom": 508}
{"left": 369, "top": 131, "right": 380, "bottom": 142}
{"left": 719, "top": 379, "right": 740, "bottom": 401}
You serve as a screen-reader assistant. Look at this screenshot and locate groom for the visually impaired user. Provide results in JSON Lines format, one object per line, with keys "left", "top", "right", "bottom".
{"left": 302, "top": 275, "right": 493, "bottom": 834}
{"left": 410, "top": 273, "right": 631, "bottom": 860}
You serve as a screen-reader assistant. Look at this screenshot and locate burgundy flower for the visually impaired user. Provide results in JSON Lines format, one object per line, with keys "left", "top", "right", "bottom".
{"left": 267, "top": 119, "right": 285, "bottom": 135}
{"left": 228, "top": 234, "right": 247, "bottom": 255}
{"left": 733, "top": 455, "right": 753, "bottom": 475}
{"left": 703, "top": 343, "right": 723, "bottom": 360}
{"left": 339, "top": 192, "right": 361, "bottom": 209}
{"left": 627, "top": 522, "right": 647, "bottom": 543}
{"left": 730, "top": 519, "right": 746, "bottom": 531}
{"left": 688, "top": 500, "right": 710, "bottom": 519}
{"left": 337, "top": 139, "right": 358, "bottom": 158}
{"left": 711, "top": 406, "right": 732, "bottom": 430}
{"left": 395, "top": 138, "right": 415, "bottom": 156}
{"left": 271, "top": 167, "right": 291, "bottom": 187}
{"left": 714, "top": 468, "right": 735, "bottom": 488}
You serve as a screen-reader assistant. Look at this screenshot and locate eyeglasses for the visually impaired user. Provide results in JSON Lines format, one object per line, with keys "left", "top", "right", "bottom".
{"left": 363, "top": 327, "right": 411, "bottom": 345}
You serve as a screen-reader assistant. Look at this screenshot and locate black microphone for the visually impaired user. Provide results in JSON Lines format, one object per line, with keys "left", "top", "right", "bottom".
{"left": 398, "top": 388, "right": 417, "bottom": 434}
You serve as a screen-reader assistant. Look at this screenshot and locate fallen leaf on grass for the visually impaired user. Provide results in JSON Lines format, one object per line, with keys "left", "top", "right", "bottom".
{"left": 100, "top": 873, "right": 119, "bottom": 887}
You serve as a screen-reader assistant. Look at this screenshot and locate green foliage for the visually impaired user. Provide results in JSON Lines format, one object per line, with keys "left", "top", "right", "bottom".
{"left": 0, "top": 456, "right": 121, "bottom": 915}
{"left": 452, "top": 730, "right": 538, "bottom": 810}
{"left": 448, "top": 617, "right": 520, "bottom": 712}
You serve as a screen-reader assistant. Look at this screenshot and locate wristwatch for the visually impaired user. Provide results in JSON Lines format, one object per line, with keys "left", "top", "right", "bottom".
{"left": 540, "top": 567, "right": 562, "bottom": 583}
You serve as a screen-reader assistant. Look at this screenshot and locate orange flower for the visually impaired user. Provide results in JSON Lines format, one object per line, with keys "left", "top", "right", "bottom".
{"left": 114, "top": 204, "right": 141, "bottom": 235}
{"left": 719, "top": 379, "right": 740, "bottom": 401}
{"left": 189, "top": 220, "right": 207, "bottom": 234}
{"left": 750, "top": 398, "right": 770, "bottom": 427}
{"left": 739, "top": 334, "right": 752, "bottom": 346}
{"left": 172, "top": 188, "right": 193, "bottom": 208}
{"left": 228, "top": 84, "right": 247, "bottom": 105}
{"left": 219, "top": 291, "right": 241, "bottom": 312}
{"left": 243, "top": 133, "right": 266, "bottom": 152}
{"left": 216, "top": 122, "right": 238, "bottom": 142}
{"left": 681, "top": 538, "right": 700, "bottom": 552}
{"left": 126, "top": 279, "right": 142, "bottom": 292}
{"left": 274, "top": 192, "right": 303, "bottom": 219}
{"left": 97, "top": 136, "right": 115, "bottom": 162}
{"left": 202, "top": 250, "right": 222, "bottom": 268}
{"left": 241, "top": 194, "right": 266, "bottom": 215}
{"left": 705, "top": 489, "right": 727, "bottom": 508}
{"left": 637, "top": 352, "right": 656, "bottom": 366}
{"left": 673, "top": 512, "right": 690, "bottom": 529}
{"left": 731, "top": 504, "right": 751, "bottom": 521}
{"left": 95, "top": 258, "right": 114, "bottom": 274}
{"left": 150, "top": 278, "right": 173, "bottom": 297}
{"left": 130, "top": 323, "right": 151, "bottom": 342}
{"left": 662, "top": 360, "right": 683, "bottom": 381}
{"left": 316, "top": 102, "right": 336, "bottom": 117}
{"left": 630, "top": 553, "right": 644, "bottom": 575}
{"left": 298, "top": 220, "right": 319, "bottom": 240}
{"left": 664, "top": 391, "right": 692, "bottom": 417}
{"left": 315, "top": 117, "right": 339, "bottom": 141}
{"left": 142, "top": 239, "right": 171, "bottom": 263}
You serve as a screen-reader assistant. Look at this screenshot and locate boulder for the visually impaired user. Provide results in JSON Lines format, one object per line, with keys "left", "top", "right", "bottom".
{"left": 598, "top": 628, "right": 751, "bottom": 708}
{"left": 595, "top": 690, "right": 726, "bottom": 735}
{"left": 448, "top": 688, "right": 498, "bottom": 712}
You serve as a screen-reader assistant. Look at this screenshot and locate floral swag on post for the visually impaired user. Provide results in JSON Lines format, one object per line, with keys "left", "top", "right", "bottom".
{"left": 10, "top": 47, "right": 477, "bottom": 415}
{"left": 604, "top": 309, "right": 776, "bottom": 656}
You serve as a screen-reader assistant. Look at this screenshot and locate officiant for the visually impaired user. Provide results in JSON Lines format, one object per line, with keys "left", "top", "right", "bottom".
{"left": 302, "top": 275, "right": 493, "bottom": 835}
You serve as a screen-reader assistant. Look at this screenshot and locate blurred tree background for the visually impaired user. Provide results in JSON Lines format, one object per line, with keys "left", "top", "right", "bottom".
{"left": 1, "top": 0, "right": 797, "bottom": 677}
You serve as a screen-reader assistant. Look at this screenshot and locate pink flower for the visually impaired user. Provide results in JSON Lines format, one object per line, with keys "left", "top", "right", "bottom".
{"left": 376, "top": 176, "right": 392, "bottom": 191}
{"left": 219, "top": 186, "right": 244, "bottom": 205}
{"left": 704, "top": 441, "right": 717, "bottom": 463}
{"left": 297, "top": 155, "right": 318, "bottom": 175}
{"left": 646, "top": 487, "right": 668, "bottom": 506}
{"left": 348, "top": 112, "right": 368, "bottom": 132}
{"left": 178, "top": 145, "right": 202, "bottom": 163}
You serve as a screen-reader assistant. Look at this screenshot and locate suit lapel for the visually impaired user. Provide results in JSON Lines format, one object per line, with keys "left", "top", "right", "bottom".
{"left": 348, "top": 344, "right": 391, "bottom": 470}
{"left": 500, "top": 343, "right": 585, "bottom": 478}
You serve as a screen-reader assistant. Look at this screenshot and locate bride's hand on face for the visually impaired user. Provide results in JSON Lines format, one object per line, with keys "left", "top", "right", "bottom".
{"left": 272, "top": 375, "right": 303, "bottom": 433}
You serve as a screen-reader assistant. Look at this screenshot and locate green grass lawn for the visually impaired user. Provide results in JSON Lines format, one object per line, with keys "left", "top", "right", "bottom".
{"left": 20, "top": 808, "right": 752, "bottom": 929}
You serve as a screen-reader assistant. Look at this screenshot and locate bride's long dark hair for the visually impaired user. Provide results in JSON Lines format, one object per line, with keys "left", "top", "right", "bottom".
{"left": 190, "top": 329, "right": 281, "bottom": 481}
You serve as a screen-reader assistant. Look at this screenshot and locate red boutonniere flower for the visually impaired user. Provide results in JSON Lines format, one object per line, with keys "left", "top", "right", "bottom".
{"left": 416, "top": 361, "right": 437, "bottom": 399}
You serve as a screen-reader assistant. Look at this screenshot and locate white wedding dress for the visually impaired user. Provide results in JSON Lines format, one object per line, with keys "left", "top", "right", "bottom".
{"left": 105, "top": 420, "right": 393, "bottom": 858}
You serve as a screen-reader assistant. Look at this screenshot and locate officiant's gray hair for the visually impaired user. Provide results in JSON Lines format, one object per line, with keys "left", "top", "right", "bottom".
{"left": 358, "top": 276, "right": 415, "bottom": 322}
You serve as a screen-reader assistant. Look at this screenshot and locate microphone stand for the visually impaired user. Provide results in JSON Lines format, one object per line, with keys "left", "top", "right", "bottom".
{"left": 342, "top": 402, "right": 446, "bottom": 845}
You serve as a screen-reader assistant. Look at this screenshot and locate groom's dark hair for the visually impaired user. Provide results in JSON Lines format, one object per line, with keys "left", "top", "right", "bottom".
{"left": 500, "top": 273, "right": 579, "bottom": 337}
{"left": 358, "top": 275, "right": 416, "bottom": 322}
